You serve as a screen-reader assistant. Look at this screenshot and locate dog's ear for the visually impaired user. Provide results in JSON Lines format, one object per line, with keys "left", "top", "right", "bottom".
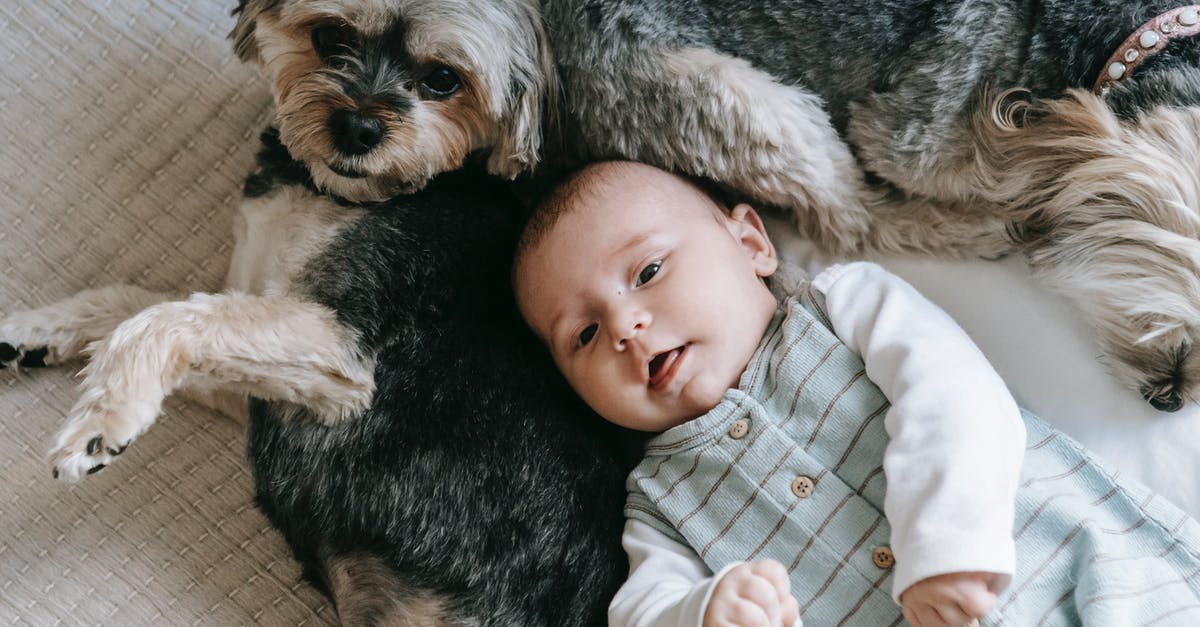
{"left": 487, "top": 2, "right": 559, "bottom": 179}
{"left": 230, "top": 0, "right": 280, "bottom": 63}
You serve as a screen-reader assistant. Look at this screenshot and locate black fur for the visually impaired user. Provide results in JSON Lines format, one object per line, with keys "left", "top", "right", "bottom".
{"left": 244, "top": 130, "right": 629, "bottom": 626}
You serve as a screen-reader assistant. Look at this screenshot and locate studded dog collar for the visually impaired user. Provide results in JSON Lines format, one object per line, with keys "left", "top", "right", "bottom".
{"left": 1095, "top": 6, "right": 1200, "bottom": 94}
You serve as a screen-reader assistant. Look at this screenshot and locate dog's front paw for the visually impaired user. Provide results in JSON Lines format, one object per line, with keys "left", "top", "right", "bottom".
{"left": 0, "top": 342, "right": 51, "bottom": 369}
{"left": 49, "top": 403, "right": 137, "bottom": 482}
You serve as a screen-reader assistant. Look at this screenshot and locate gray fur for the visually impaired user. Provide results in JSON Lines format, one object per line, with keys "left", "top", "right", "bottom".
{"left": 229, "top": 0, "right": 1200, "bottom": 428}
{"left": 538, "top": 0, "right": 1200, "bottom": 410}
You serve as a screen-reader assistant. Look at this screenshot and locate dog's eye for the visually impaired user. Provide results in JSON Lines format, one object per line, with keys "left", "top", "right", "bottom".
{"left": 578, "top": 324, "right": 598, "bottom": 347}
{"left": 311, "top": 23, "right": 356, "bottom": 63}
{"left": 420, "top": 66, "right": 461, "bottom": 98}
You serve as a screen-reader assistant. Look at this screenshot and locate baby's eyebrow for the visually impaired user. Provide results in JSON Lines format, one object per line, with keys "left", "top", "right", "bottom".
{"left": 615, "top": 233, "right": 652, "bottom": 258}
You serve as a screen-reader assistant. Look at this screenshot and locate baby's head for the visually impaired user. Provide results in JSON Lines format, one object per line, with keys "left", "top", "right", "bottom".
{"left": 514, "top": 161, "right": 779, "bottom": 432}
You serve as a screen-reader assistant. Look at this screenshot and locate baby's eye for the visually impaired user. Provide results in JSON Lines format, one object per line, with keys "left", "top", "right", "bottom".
{"left": 636, "top": 261, "right": 661, "bottom": 287}
{"left": 578, "top": 323, "right": 598, "bottom": 347}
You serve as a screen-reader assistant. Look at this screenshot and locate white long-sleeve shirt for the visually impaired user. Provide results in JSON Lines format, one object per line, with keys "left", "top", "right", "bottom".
{"left": 609, "top": 262, "right": 1026, "bottom": 627}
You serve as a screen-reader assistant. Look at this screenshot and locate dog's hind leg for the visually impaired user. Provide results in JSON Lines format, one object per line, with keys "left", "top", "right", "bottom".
{"left": 319, "top": 549, "right": 477, "bottom": 627}
{"left": 48, "top": 292, "right": 375, "bottom": 481}
{"left": 972, "top": 90, "right": 1200, "bottom": 411}
{"left": 563, "top": 46, "right": 873, "bottom": 255}
{"left": 0, "top": 284, "right": 174, "bottom": 369}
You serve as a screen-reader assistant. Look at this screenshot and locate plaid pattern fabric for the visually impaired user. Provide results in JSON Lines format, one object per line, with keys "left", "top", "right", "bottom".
{"left": 627, "top": 291, "right": 1200, "bottom": 626}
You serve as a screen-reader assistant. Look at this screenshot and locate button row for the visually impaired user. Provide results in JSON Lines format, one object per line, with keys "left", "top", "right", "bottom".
{"left": 725, "top": 418, "right": 892, "bottom": 570}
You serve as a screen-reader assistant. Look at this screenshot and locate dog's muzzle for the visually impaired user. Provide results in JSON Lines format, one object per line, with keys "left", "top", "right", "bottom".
{"left": 329, "top": 108, "right": 385, "bottom": 156}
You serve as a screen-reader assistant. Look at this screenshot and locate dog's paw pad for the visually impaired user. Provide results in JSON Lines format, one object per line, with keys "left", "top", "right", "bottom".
{"left": 0, "top": 343, "right": 51, "bottom": 369}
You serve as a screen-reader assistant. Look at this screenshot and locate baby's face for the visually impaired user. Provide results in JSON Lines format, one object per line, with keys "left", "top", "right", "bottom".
{"left": 516, "top": 167, "right": 779, "bottom": 431}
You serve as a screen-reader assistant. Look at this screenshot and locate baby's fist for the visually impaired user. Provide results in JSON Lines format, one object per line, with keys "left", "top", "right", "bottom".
{"left": 900, "top": 571, "right": 997, "bottom": 627}
{"left": 703, "top": 560, "right": 800, "bottom": 627}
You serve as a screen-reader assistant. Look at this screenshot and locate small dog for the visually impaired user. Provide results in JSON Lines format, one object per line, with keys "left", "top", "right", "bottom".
{"left": 225, "top": 0, "right": 1200, "bottom": 411}
{"left": 7, "top": 128, "right": 628, "bottom": 624}
{"left": 4, "top": 7, "right": 630, "bottom": 619}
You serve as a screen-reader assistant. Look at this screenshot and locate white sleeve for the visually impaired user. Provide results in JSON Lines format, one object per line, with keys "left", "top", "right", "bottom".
{"left": 608, "top": 519, "right": 740, "bottom": 627}
{"left": 811, "top": 262, "right": 1025, "bottom": 602}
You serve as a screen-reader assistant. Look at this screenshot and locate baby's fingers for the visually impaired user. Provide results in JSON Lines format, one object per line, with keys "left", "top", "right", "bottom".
{"left": 722, "top": 598, "right": 774, "bottom": 626}
{"left": 748, "top": 561, "right": 799, "bottom": 626}
{"left": 734, "top": 571, "right": 786, "bottom": 625}
{"left": 902, "top": 601, "right": 980, "bottom": 627}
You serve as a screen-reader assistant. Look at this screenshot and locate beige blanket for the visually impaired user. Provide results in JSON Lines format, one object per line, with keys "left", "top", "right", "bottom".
{"left": 0, "top": 1, "right": 333, "bottom": 623}
{"left": 6, "top": 0, "right": 1200, "bottom": 624}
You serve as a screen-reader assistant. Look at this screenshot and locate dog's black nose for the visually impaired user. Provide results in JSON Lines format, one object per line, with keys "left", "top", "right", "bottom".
{"left": 329, "top": 109, "right": 385, "bottom": 155}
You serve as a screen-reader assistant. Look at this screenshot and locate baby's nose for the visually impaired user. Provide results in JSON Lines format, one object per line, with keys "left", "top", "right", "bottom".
{"left": 614, "top": 320, "right": 646, "bottom": 351}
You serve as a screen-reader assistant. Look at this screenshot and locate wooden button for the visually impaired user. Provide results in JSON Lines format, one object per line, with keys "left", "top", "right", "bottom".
{"left": 728, "top": 419, "right": 750, "bottom": 439}
{"left": 872, "top": 545, "right": 895, "bottom": 569}
{"left": 791, "top": 475, "right": 815, "bottom": 498}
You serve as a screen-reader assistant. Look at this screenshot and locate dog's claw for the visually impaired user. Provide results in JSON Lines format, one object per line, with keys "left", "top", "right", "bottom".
{"left": 19, "top": 347, "right": 48, "bottom": 367}
{"left": 0, "top": 343, "right": 51, "bottom": 369}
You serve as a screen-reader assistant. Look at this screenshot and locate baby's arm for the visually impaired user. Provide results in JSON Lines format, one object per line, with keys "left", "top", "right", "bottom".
{"left": 811, "top": 263, "right": 1025, "bottom": 605}
{"left": 610, "top": 520, "right": 800, "bottom": 627}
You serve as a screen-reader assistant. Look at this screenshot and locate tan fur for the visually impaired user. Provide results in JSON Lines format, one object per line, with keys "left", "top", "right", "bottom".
{"left": 41, "top": 187, "right": 378, "bottom": 481}
{"left": 648, "top": 48, "right": 875, "bottom": 253}
{"left": 324, "top": 551, "right": 476, "bottom": 627}
{"left": 959, "top": 90, "right": 1200, "bottom": 405}
{"left": 236, "top": 0, "right": 551, "bottom": 201}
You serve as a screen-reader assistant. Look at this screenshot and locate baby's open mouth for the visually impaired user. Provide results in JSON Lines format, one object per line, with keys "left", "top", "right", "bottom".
{"left": 648, "top": 345, "right": 687, "bottom": 389}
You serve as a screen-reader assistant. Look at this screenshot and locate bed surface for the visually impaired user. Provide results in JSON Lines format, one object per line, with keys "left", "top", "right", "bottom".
{"left": 2, "top": 0, "right": 1198, "bottom": 624}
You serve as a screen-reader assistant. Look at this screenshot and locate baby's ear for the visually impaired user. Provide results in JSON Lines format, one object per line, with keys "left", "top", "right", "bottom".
{"left": 727, "top": 203, "right": 779, "bottom": 278}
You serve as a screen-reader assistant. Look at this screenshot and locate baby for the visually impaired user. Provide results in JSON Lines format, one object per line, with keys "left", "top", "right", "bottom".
{"left": 513, "top": 161, "right": 1200, "bottom": 627}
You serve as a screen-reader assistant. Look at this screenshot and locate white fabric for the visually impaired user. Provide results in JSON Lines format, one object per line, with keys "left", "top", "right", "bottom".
{"left": 608, "top": 263, "right": 1023, "bottom": 626}
{"left": 768, "top": 218, "right": 1200, "bottom": 523}
{"left": 815, "top": 263, "right": 1023, "bottom": 599}
{"left": 608, "top": 520, "right": 741, "bottom": 627}
{"left": 611, "top": 521, "right": 802, "bottom": 627}
{"left": 4, "top": 0, "right": 1200, "bottom": 623}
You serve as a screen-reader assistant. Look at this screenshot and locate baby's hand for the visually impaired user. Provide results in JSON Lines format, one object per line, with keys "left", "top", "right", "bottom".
{"left": 703, "top": 560, "right": 800, "bottom": 627}
{"left": 899, "top": 571, "right": 997, "bottom": 627}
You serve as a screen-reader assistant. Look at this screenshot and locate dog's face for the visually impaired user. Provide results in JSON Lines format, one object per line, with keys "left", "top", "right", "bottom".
{"left": 232, "top": 0, "right": 553, "bottom": 202}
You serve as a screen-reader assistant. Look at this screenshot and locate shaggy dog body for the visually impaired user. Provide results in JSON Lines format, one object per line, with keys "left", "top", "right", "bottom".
{"left": 239, "top": 133, "right": 628, "bottom": 626}
{"left": 4, "top": 1, "right": 631, "bottom": 622}
{"left": 11, "top": 129, "right": 627, "bottom": 625}
{"left": 541, "top": 0, "right": 1200, "bottom": 411}
{"left": 217, "top": 0, "right": 1200, "bottom": 411}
